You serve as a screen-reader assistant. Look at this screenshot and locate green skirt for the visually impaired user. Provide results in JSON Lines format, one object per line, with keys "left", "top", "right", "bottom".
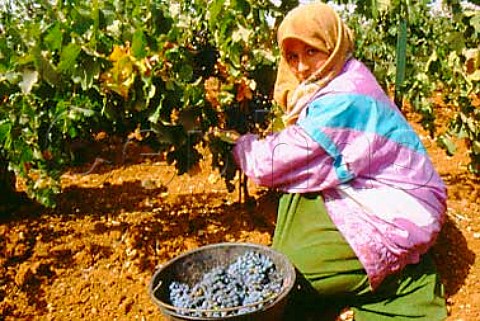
{"left": 272, "top": 193, "right": 447, "bottom": 321}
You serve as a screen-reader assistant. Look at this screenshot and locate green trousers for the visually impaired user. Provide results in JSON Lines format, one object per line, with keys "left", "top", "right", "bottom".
{"left": 272, "top": 193, "right": 447, "bottom": 321}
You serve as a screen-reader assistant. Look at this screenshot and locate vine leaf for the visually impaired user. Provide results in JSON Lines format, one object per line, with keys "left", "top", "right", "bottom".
{"left": 0, "top": 123, "right": 12, "bottom": 149}
{"left": 19, "top": 69, "right": 39, "bottom": 94}
{"left": 33, "top": 48, "right": 61, "bottom": 87}
{"left": 101, "top": 45, "right": 136, "bottom": 98}
{"left": 232, "top": 25, "right": 251, "bottom": 43}
{"left": 151, "top": 122, "right": 187, "bottom": 146}
{"left": 437, "top": 135, "right": 457, "bottom": 156}
{"left": 44, "top": 23, "right": 63, "bottom": 51}
{"left": 132, "top": 30, "right": 147, "bottom": 59}
{"left": 58, "top": 43, "right": 82, "bottom": 73}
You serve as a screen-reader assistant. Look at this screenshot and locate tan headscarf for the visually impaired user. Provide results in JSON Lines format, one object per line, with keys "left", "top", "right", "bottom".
{"left": 273, "top": 2, "right": 354, "bottom": 126}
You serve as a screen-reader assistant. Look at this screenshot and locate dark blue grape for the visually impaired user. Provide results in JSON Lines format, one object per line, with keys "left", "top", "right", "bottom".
{"left": 168, "top": 251, "right": 284, "bottom": 317}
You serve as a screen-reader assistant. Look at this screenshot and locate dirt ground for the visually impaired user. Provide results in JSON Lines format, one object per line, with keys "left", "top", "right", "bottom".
{"left": 0, "top": 105, "right": 479, "bottom": 321}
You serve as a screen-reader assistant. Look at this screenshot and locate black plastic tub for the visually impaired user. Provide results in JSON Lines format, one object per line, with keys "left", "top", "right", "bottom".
{"left": 149, "top": 242, "right": 296, "bottom": 321}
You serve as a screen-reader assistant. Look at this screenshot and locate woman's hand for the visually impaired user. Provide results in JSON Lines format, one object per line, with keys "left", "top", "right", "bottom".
{"left": 208, "top": 128, "right": 241, "bottom": 145}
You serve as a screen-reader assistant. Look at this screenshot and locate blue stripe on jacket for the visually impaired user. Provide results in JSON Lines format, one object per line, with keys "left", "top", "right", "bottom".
{"left": 298, "top": 93, "right": 427, "bottom": 183}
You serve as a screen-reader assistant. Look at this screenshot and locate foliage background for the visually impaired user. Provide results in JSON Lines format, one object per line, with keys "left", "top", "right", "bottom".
{"left": 0, "top": 0, "right": 479, "bottom": 207}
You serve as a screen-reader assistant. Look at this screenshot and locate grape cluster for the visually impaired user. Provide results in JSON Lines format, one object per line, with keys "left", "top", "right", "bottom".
{"left": 168, "top": 251, "right": 283, "bottom": 317}
{"left": 191, "top": 30, "right": 219, "bottom": 79}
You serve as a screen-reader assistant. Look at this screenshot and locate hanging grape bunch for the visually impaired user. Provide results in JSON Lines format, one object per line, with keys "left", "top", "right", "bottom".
{"left": 191, "top": 29, "right": 219, "bottom": 80}
{"left": 168, "top": 251, "right": 284, "bottom": 318}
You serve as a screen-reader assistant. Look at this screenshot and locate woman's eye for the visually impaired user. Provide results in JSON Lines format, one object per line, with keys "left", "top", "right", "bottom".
{"left": 286, "top": 53, "right": 298, "bottom": 63}
{"left": 306, "top": 48, "right": 319, "bottom": 56}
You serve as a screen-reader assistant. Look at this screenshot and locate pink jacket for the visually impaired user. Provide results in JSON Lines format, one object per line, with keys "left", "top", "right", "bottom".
{"left": 233, "top": 59, "right": 446, "bottom": 289}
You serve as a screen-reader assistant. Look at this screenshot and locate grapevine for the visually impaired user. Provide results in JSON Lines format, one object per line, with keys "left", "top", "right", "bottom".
{"left": 1, "top": 0, "right": 479, "bottom": 209}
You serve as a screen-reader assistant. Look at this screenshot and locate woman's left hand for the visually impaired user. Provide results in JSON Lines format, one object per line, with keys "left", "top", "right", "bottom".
{"left": 208, "top": 128, "right": 241, "bottom": 144}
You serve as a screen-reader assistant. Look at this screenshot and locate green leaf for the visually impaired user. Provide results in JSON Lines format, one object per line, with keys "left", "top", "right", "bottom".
{"left": 0, "top": 122, "right": 12, "bottom": 147}
{"left": 437, "top": 135, "right": 456, "bottom": 156}
{"left": 232, "top": 24, "right": 252, "bottom": 44}
{"left": 151, "top": 122, "right": 187, "bottom": 145}
{"left": 19, "top": 144, "right": 34, "bottom": 164}
{"left": 227, "top": 43, "right": 243, "bottom": 68}
{"left": 370, "top": 0, "right": 392, "bottom": 19}
{"left": 70, "top": 106, "right": 96, "bottom": 118}
{"left": 467, "top": 70, "right": 480, "bottom": 82}
{"left": 472, "top": 140, "right": 480, "bottom": 155}
{"left": 132, "top": 30, "right": 147, "bottom": 58}
{"left": 18, "top": 69, "right": 39, "bottom": 94}
{"left": 73, "top": 56, "right": 101, "bottom": 90}
{"left": 33, "top": 49, "right": 61, "bottom": 87}
{"left": 178, "top": 64, "right": 193, "bottom": 80}
{"left": 58, "top": 44, "right": 82, "bottom": 73}
{"left": 395, "top": 19, "right": 407, "bottom": 89}
{"left": 377, "top": 0, "right": 392, "bottom": 12}
{"left": 68, "top": 126, "right": 78, "bottom": 138}
{"left": 71, "top": 8, "right": 94, "bottom": 36}
{"left": 232, "top": 0, "right": 250, "bottom": 14}
{"left": 208, "top": 0, "right": 223, "bottom": 27}
{"left": 148, "top": 95, "right": 165, "bottom": 124}
{"left": 91, "top": 0, "right": 100, "bottom": 46}
{"left": 469, "top": 12, "right": 480, "bottom": 35}
{"left": 152, "top": 5, "right": 172, "bottom": 35}
{"left": 44, "top": 23, "right": 63, "bottom": 51}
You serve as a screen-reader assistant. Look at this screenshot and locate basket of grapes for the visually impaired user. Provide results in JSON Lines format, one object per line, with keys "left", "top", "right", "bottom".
{"left": 149, "top": 242, "right": 296, "bottom": 321}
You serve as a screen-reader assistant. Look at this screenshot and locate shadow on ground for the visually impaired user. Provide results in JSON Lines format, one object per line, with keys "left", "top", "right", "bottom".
{"left": 432, "top": 216, "right": 476, "bottom": 297}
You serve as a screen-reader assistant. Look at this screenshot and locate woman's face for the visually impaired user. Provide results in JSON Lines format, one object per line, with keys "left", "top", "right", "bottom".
{"left": 283, "top": 38, "right": 329, "bottom": 82}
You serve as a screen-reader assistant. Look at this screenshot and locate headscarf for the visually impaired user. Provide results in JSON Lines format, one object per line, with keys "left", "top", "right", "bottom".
{"left": 273, "top": 2, "right": 355, "bottom": 126}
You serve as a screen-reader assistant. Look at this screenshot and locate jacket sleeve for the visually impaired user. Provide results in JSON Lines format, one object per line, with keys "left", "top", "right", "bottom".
{"left": 232, "top": 125, "right": 343, "bottom": 192}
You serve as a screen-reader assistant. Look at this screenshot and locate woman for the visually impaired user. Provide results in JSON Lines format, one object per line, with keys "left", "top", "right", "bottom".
{"left": 231, "top": 2, "right": 447, "bottom": 321}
